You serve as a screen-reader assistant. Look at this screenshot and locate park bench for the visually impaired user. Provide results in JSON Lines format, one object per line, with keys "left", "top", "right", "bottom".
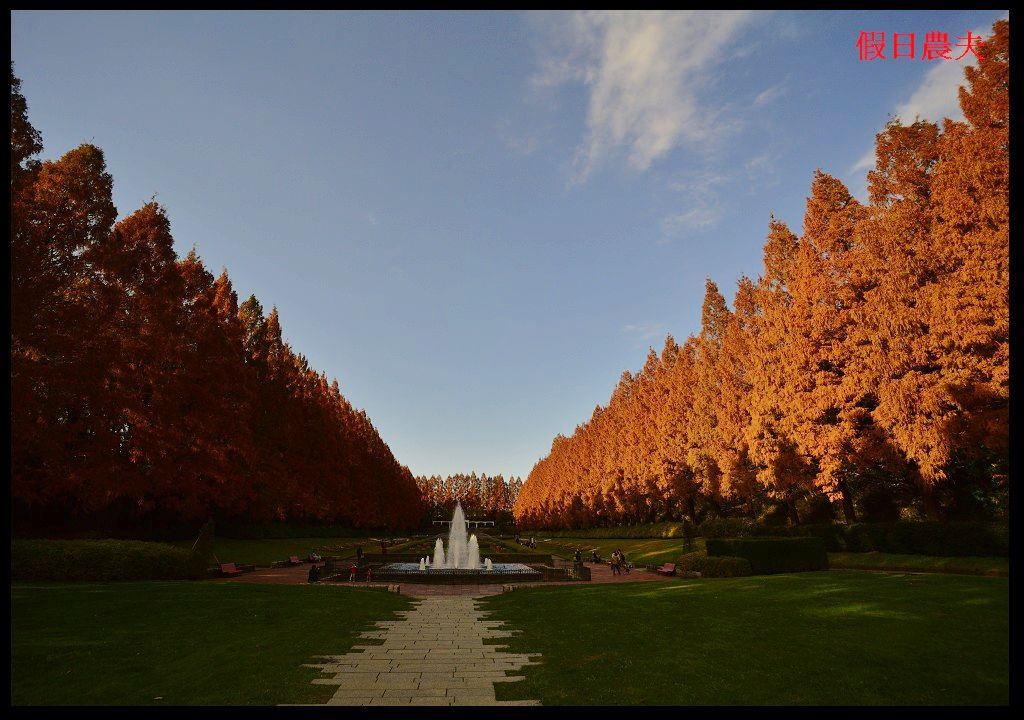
{"left": 288, "top": 555, "right": 303, "bottom": 565}
{"left": 220, "top": 563, "right": 243, "bottom": 576}
{"left": 656, "top": 562, "right": 676, "bottom": 576}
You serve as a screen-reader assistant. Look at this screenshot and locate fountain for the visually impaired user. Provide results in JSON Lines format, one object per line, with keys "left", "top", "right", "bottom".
{"left": 446, "top": 503, "right": 469, "bottom": 568}
{"left": 370, "top": 501, "right": 545, "bottom": 583}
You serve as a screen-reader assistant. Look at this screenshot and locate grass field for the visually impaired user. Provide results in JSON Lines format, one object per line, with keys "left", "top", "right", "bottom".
{"left": 481, "top": 570, "right": 1009, "bottom": 705}
{"left": 537, "top": 537, "right": 705, "bottom": 566}
{"left": 828, "top": 552, "right": 1009, "bottom": 577}
{"left": 11, "top": 582, "right": 410, "bottom": 705}
{"left": 172, "top": 537, "right": 377, "bottom": 566}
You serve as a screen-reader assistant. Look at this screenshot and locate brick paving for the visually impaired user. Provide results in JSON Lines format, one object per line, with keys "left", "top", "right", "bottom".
{"left": 222, "top": 560, "right": 671, "bottom": 594}
{"left": 221, "top": 559, "right": 673, "bottom": 706}
{"left": 303, "top": 596, "right": 542, "bottom": 706}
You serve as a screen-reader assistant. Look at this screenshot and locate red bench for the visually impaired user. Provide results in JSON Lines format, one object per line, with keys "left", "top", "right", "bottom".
{"left": 220, "top": 563, "right": 243, "bottom": 576}
{"left": 656, "top": 562, "right": 676, "bottom": 576}
{"left": 288, "top": 556, "right": 302, "bottom": 566}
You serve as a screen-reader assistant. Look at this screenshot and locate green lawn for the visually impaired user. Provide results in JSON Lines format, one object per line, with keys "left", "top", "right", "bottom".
{"left": 537, "top": 537, "right": 705, "bottom": 566}
{"left": 172, "top": 537, "right": 376, "bottom": 566}
{"left": 481, "top": 570, "right": 1009, "bottom": 705}
{"left": 828, "top": 552, "right": 1009, "bottom": 577}
{"left": 11, "top": 581, "right": 410, "bottom": 705}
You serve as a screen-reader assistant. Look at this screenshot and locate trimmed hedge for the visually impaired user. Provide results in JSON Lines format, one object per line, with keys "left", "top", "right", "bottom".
{"left": 536, "top": 520, "right": 1005, "bottom": 557}
{"left": 706, "top": 537, "right": 829, "bottom": 574}
{"left": 540, "top": 522, "right": 692, "bottom": 539}
{"left": 11, "top": 539, "right": 207, "bottom": 581}
{"left": 844, "top": 521, "right": 1008, "bottom": 557}
{"left": 677, "top": 551, "right": 752, "bottom": 578}
{"left": 213, "top": 523, "right": 381, "bottom": 539}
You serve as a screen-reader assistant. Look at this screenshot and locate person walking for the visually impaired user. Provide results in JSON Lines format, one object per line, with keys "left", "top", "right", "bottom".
{"left": 349, "top": 562, "right": 358, "bottom": 582}
{"left": 366, "top": 565, "right": 374, "bottom": 583}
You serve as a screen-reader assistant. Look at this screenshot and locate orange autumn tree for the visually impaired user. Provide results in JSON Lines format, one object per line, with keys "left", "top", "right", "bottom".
{"left": 10, "top": 66, "right": 423, "bottom": 535}
{"left": 514, "top": 19, "right": 1009, "bottom": 529}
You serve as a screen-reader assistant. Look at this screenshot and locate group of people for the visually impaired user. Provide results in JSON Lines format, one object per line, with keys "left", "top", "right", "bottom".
{"left": 307, "top": 542, "right": 378, "bottom": 584}
{"left": 515, "top": 535, "right": 538, "bottom": 549}
{"left": 609, "top": 549, "right": 630, "bottom": 575}
{"left": 571, "top": 546, "right": 627, "bottom": 573}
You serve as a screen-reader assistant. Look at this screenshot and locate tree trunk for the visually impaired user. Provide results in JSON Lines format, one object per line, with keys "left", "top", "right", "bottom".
{"left": 923, "top": 486, "right": 943, "bottom": 520}
{"left": 785, "top": 489, "right": 801, "bottom": 525}
{"left": 839, "top": 480, "right": 857, "bottom": 523}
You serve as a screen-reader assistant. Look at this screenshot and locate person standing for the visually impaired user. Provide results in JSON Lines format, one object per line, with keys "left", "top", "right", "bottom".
{"left": 349, "top": 562, "right": 358, "bottom": 582}
{"left": 356, "top": 544, "right": 363, "bottom": 566}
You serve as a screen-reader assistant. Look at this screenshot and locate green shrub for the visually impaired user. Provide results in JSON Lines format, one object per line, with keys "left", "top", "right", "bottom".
{"left": 706, "top": 537, "right": 828, "bottom": 574}
{"left": 537, "top": 519, "right": 1006, "bottom": 557}
{"left": 11, "top": 539, "right": 207, "bottom": 581}
{"left": 696, "top": 518, "right": 752, "bottom": 538}
{"left": 845, "top": 521, "right": 1008, "bottom": 557}
{"left": 540, "top": 522, "right": 691, "bottom": 539}
{"left": 214, "top": 523, "right": 377, "bottom": 539}
{"left": 748, "top": 522, "right": 848, "bottom": 551}
{"left": 677, "top": 551, "right": 752, "bottom": 578}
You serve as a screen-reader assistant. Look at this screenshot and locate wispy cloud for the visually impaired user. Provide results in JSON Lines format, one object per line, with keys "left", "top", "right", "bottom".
{"left": 532, "top": 11, "right": 757, "bottom": 183}
{"left": 753, "top": 82, "right": 787, "bottom": 107}
{"left": 623, "top": 321, "right": 666, "bottom": 341}
{"left": 661, "top": 169, "right": 731, "bottom": 238}
{"left": 496, "top": 117, "right": 540, "bottom": 156}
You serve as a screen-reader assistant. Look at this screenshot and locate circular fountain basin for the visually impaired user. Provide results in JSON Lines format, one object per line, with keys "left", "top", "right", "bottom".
{"left": 383, "top": 562, "right": 538, "bottom": 574}
{"left": 375, "top": 561, "right": 543, "bottom": 584}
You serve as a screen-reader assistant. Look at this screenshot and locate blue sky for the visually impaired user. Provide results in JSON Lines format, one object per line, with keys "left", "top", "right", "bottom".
{"left": 11, "top": 10, "right": 1008, "bottom": 479}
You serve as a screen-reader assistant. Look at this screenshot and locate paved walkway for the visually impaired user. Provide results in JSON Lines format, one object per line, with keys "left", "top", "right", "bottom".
{"left": 221, "top": 560, "right": 671, "bottom": 595}
{"left": 305, "top": 596, "right": 541, "bottom": 706}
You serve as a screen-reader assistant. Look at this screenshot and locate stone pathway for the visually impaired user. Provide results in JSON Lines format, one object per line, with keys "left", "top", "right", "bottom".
{"left": 305, "top": 596, "right": 541, "bottom": 706}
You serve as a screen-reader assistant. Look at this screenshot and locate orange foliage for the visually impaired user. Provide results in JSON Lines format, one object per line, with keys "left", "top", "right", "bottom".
{"left": 514, "top": 21, "right": 1009, "bottom": 528}
{"left": 10, "top": 63, "right": 422, "bottom": 533}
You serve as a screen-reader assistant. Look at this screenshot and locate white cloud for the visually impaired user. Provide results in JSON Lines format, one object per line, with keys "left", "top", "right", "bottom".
{"left": 496, "top": 117, "right": 540, "bottom": 156}
{"left": 663, "top": 205, "right": 724, "bottom": 234}
{"left": 753, "top": 82, "right": 787, "bottom": 107}
{"left": 623, "top": 322, "right": 666, "bottom": 341}
{"left": 661, "top": 169, "right": 731, "bottom": 237}
{"left": 532, "top": 11, "right": 757, "bottom": 182}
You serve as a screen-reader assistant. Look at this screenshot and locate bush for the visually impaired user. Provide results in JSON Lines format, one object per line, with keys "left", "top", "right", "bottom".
{"left": 747, "top": 522, "right": 848, "bottom": 551}
{"left": 539, "top": 522, "right": 692, "bottom": 539}
{"left": 844, "top": 521, "right": 1008, "bottom": 557}
{"left": 706, "top": 537, "right": 829, "bottom": 574}
{"left": 677, "top": 551, "right": 752, "bottom": 578}
{"left": 697, "top": 518, "right": 757, "bottom": 538}
{"left": 214, "top": 523, "right": 378, "bottom": 539}
{"left": 11, "top": 539, "right": 207, "bottom": 581}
